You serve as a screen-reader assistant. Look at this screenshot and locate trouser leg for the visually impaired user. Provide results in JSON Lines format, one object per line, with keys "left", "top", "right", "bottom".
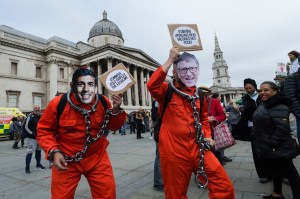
{"left": 200, "top": 151, "right": 235, "bottom": 199}
{"left": 35, "top": 150, "right": 41, "bottom": 165}
{"left": 154, "top": 143, "right": 163, "bottom": 187}
{"left": 85, "top": 152, "right": 116, "bottom": 199}
{"left": 25, "top": 153, "right": 33, "bottom": 170}
{"left": 250, "top": 137, "right": 271, "bottom": 179}
{"left": 51, "top": 162, "right": 81, "bottom": 199}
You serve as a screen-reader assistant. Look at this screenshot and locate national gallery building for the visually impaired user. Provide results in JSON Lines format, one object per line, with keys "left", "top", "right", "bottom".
{"left": 0, "top": 11, "right": 159, "bottom": 113}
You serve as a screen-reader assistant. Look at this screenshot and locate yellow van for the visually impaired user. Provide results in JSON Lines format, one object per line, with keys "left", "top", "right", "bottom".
{"left": 0, "top": 108, "right": 25, "bottom": 138}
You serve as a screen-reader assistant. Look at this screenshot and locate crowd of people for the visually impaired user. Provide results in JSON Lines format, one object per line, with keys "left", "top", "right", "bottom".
{"left": 7, "top": 49, "right": 300, "bottom": 199}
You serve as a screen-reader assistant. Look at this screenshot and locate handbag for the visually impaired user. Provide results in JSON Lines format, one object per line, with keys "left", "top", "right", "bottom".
{"left": 292, "top": 138, "right": 300, "bottom": 158}
{"left": 213, "top": 122, "right": 236, "bottom": 151}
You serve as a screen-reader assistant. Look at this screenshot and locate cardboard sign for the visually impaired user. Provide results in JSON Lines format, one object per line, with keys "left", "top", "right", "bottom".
{"left": 168, "top": 24, "right": 203, "bottom": 51}
{"left": 99, "top": 63, "right": 136, "bottom": 94}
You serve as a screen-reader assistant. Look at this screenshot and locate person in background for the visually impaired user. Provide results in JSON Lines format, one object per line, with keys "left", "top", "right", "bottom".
{"left": 9, "top": 117, "right": 17, "bottom": 140}
{"left": 11, "top": 116, "right": 22, "bottom": 149}
{"left": 287, "top": 50, "right": 300, "bottom": 75}
{"left": 128, "top": 111, "right": 136, "bottom": 134}
{"left": 211, "top": 92, "right": 233, "bottom": 163}
{"left": 37, "top": 68, "right": 126, "bottom": 198}
{"left": 284, "top": 51, "right": 300, "bottom": 145}
{"left": 253, "top": 81, "right": 300, "bottom": 199}
{"left": 151, "top": 99, "right": 164, "bottom": 192}
{"left": 226, "top": 100, "right": 241, "bottom": 140}
{"left": 24, "top": 106, "right": 45, "bottom": 174}
{"left": 135, "top": 108, "right": 144, "bottom": 139}
{"left": 147, "top": 47, "right": 234, "bottom": 199}
{"left": 200, "top": 88, "right": 227, "bottom": 166}
{"left": 238, "top": 78, "right": 272, "bottom": 184}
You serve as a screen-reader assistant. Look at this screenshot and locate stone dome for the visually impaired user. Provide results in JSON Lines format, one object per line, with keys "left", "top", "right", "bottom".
{"left": 88, "top": 11, "right": 123, "bottom": 41}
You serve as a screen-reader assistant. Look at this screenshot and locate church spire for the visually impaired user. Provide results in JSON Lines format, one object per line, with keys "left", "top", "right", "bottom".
{"left": 212, "top": 33, "right": 231, "bottom": 87}
{"left": 214, "top": 33, "right": 222, "bottom": 54}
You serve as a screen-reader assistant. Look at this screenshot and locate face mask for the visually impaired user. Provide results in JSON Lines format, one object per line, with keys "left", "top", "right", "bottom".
{"left": 176, "top": 62, "right": 199, "bottom": 88}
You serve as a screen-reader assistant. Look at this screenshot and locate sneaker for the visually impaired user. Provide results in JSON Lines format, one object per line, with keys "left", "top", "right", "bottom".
{"left": 25, "top": 169, "right": 30, "bottom": 174}
{"left": 259, "top": 178, "right": 271, "bottom": 184}
{"left": 222, "top": 156, "right": 232, "bottom": 162}
{"left": 153, "top": 185, "right": 164, "bottom": 192}
{"left": 35, "top": 164, "right": 46, "bottom": 170}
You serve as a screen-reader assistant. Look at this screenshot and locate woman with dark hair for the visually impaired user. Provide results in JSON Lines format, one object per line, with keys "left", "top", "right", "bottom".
{"left": 253, "top": 81, "right": 300, "bottom": 199}
{"left": 238, "top": 78, "right": 272, "bottom": 183}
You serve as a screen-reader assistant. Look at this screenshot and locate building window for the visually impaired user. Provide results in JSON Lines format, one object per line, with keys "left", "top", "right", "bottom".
{"left": 59, "top": 68, "right": 64, "bottom": 79}
{"left": 33, "top": 94, "right": 42, "bottom": 109}
{"left": 217, "top": 69, "right": 220, "bottom": 77}
{"left": 218, "top": 80, "right": 221, "bottom": 83}
{"left": 36, "top": 66, "right": 42, "bottom": 78}
{"left": 11, "top": 62, "right": 17, "bottom": 75}
{"left": 6, "top": 91, "right": 20, "bottom": 108}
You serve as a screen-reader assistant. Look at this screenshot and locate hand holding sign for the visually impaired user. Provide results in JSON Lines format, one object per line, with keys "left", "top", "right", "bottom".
{"left": 168, "top": 24, "right": 202, "bottom": 51}
{"left": 99, "top": 63, "right": 136, "bottom": 94}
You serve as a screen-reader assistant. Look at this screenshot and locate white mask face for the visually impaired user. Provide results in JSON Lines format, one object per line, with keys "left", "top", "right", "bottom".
{"left": 176, "top": 61, "right": 199, "bottom": 88}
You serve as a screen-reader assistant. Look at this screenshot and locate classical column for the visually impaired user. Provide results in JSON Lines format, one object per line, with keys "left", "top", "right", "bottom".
{"left": 126, "top": 64, "right": 132, "bottom": 106}
{"left": 107, "top": 57, "right": 112, "bottom": 70}
{"left": 146, "top": 71, "right": 151, "bottom": 106}
{"left": 140, "top": 69, "right": 146, "bottom": 106}
{"left": 97, "top": 60, "right": 103, "bottom": 94}
{"left": 133, "top": 66, "right": 139, "bottom": 106}
{"left": 49, "top": 58, "right": 58, "bottom": 100}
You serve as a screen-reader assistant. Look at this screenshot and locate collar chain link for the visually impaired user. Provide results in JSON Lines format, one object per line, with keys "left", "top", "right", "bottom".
{"left": 63, "top": 90, "right": 111, "bottom": 162}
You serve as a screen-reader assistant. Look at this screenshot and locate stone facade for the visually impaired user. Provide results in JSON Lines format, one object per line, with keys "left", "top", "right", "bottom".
{"left": 0, "top": 12, "right": 159, "bottom": 113}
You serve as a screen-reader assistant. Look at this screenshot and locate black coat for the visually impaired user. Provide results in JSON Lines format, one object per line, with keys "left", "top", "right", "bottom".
{"left": 252, "top": 94, "right": 295, "bottom": 159}
{"left": 283, "top": 69, "right": 300, "bottom": 118}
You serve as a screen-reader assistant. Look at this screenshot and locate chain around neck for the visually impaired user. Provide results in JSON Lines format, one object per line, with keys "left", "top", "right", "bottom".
{"left": 67, "top": 90, "right": 99, "bottom": 115}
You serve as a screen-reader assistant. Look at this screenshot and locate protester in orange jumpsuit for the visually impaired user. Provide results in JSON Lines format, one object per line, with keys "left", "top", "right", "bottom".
{"left": 37, "top": 68, "right": 126, "bottom": 199}
{"left": 147, "top": 47, "right": 235, "bottom": 199}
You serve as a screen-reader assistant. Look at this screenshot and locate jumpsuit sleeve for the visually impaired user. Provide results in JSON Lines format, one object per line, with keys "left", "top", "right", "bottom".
{"left": 200, "top": 96, "right": 212, "bottom": 139}
{"left": 104, "top": 96, "right": 127, "bottom": 131}
{"left": 37, "top": 97, "right": 60, "bottom": 160}
{"left": 146, "top": 66, "right": 169, "bottom": 113}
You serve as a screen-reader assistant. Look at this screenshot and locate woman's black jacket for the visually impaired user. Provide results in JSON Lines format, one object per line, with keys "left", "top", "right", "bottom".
{"left": 252, "top": 94, "right": 295, "bottom": 159}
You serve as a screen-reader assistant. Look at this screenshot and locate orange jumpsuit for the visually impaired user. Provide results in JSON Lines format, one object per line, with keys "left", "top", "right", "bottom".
{"left": 37, "top": 93, "right": 126, "bottom": 199}
{"left": 147, "top": 67, "right": 235, "bottom": 199}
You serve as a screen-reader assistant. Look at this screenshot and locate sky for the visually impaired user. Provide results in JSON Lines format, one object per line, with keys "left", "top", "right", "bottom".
{"left": 1, "top": 0, "right": 300, "bottom": 88}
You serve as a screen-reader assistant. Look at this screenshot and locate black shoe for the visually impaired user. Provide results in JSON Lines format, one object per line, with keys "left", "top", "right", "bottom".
{"left": 282, "top": 178, "right": 289, "bottom": 185}
{"left": 259, "top": 178, "right": 271, "bottom": 184}
{"left": 262, "top": 194, "right": 285, "bottom": 199}
{"left": 222, "top": 156, "right": 232, "bottom": 162}
{"left": 153, "top": 185, "right": 164, "bottom": 192}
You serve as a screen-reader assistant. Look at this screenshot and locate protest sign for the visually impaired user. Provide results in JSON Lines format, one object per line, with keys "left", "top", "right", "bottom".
{"left": 99, "top": 63, "right": 136, "bottom": 94}
{"left": 168, "top": 24, "right": 202, "bottom": 51}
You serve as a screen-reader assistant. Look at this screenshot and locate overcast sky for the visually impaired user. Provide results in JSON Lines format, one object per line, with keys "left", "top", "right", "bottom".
{"left": 1, "top": 0, "right": 299, "bottom": 88}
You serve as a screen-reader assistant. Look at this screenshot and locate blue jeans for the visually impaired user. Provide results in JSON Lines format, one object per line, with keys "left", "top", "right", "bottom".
{"left": 154, "top": 143, "right": 163, "bottom": 187}
{"left": 297, "top": 117, "right": 300, "bottom": 144}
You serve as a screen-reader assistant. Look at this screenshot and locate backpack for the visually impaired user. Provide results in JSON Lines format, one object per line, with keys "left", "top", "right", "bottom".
{"left": 153, "top": 82, "right": 205, "bottom": 142}
{"left": 56, "top": 93, "right": 108, "bottom": 124}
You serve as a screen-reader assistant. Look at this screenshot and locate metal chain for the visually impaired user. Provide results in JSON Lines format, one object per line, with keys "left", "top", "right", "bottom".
{"left": 63, "top": 90, "right": 111, "bottom": 162}
{"left": 170, "top": 81, "right": 212, "bottom": 189}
